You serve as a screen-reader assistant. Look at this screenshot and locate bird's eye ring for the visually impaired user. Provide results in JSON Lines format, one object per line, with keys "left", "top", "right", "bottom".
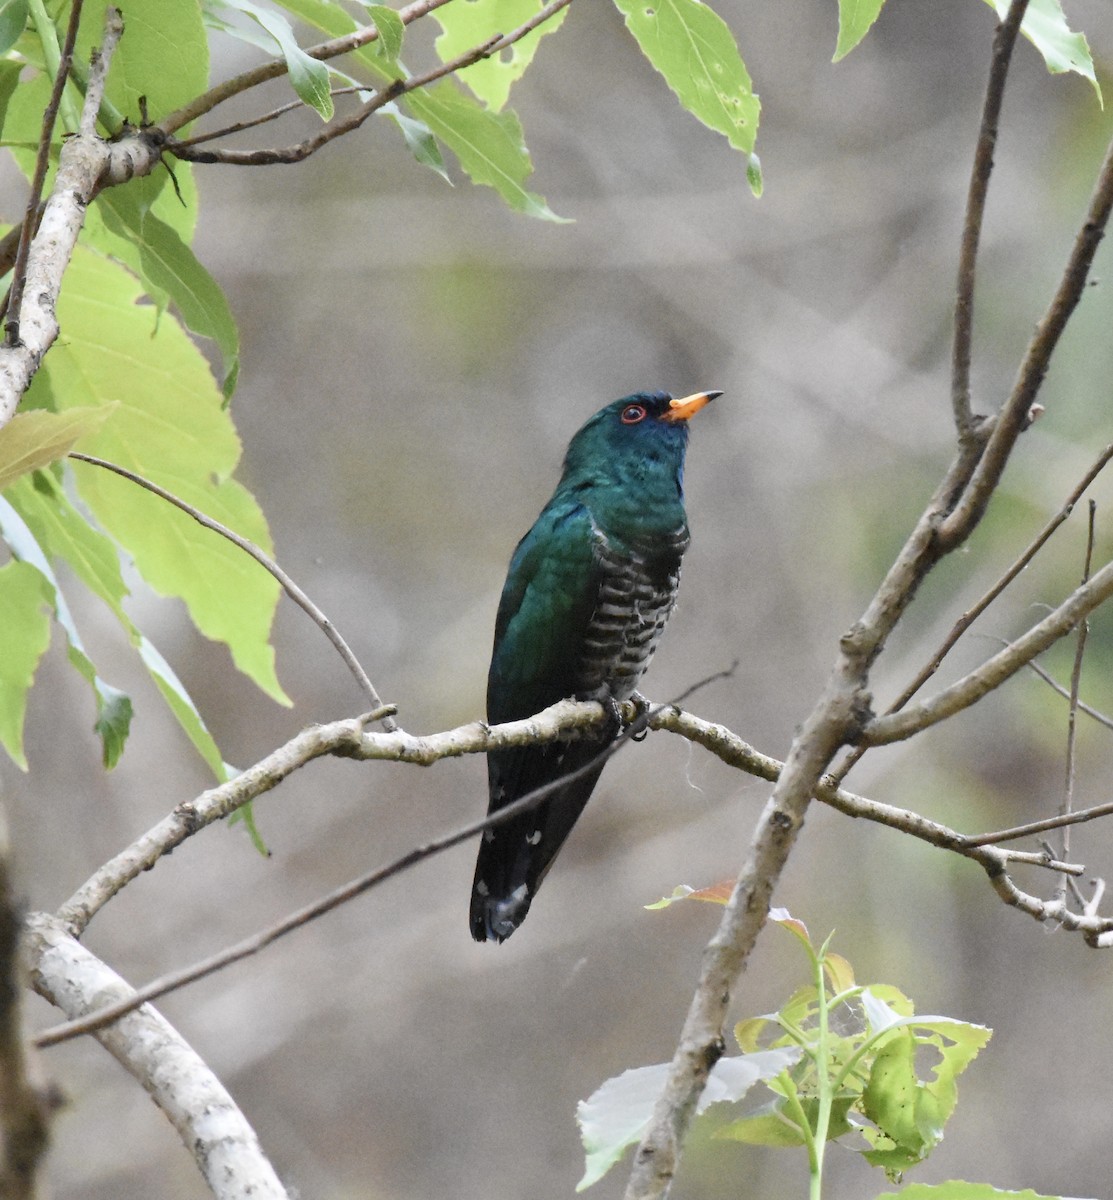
{"left": 620, "top": 404, "right": 647, "bottom": 425}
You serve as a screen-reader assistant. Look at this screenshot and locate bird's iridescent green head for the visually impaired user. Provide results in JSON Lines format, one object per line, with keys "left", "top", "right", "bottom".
{"left": 560, "top": 390, "right": 721, "bottom": 496}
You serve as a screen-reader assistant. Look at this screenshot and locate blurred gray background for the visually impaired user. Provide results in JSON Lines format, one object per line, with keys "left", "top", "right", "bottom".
{"left": 7, "top": 0, "right": 1113, "bottom": 1196}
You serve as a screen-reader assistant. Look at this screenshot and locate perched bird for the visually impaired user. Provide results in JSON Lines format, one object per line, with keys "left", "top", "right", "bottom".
{"left": 470, "top": 389, "right": 720, "bottom": 942}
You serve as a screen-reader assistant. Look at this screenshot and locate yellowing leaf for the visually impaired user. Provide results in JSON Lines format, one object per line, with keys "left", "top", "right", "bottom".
{"left": 0, "top": 406, "right": 114, "bottom": 491}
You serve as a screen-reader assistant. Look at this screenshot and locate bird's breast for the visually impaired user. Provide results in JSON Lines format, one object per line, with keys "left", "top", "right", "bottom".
{"left": 577, "top": 528, "right": 687, "bottom": 700}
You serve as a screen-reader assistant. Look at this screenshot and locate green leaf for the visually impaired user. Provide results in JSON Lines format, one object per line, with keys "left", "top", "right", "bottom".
{"left": 612, "top": 0, "right": 762, "bottom": 195}
{"left": 984, "top": 0, "right": 1101, "bottom": 104}
{"left": 6, "top": 471, "right": 229, "bottom": 775}
{"left": 5, "top": 470, "right": 132, "bottom": 626}
{"left": 366, "top": 3, "right": 404, "bottom": 62}
{"left": 381, "top": 101, "right": 451, "bottom": 182}
{"left": 716, "top": 1093, "right": 856, "bottom": 1146}
{"left": 433, "top": 0, "right": 569, "bottom": 112}
{"left": 75, "top": 0, "right": 210, "bottom": 124}
{"left": 92, "top": 190, "right": 240, "bottom": 397}
{"left": 0, "top": 558, "right": 51, "bottom": 768}
{"left": 576, "top": 1049, "right": 800, "bottom": 1190}
{"left": 136, "top": 633, "right": 230, "bottom": 779}
{"left": 219, "top": 0, "right": 334, "bottom": 119}
{"left": 859, "top": 993, "right": 991, "bottom": 1174}
{"left": 0, "top": 0, "right": 28, "bottom": 56}
{"left": 26, "top": 247, "right": 289, "bottom": 706}
{"left": 877, "top": 1184, "right": 1068, "bottom": 1200}
{"left": 406, "top": 81, "right": 566, "bottom": 219}
{"left": 833, "top": 0, "right": 886, "bottom": 61}
{"left": 0, "top": 493, "right": 134, "bottom": 767}
{"left": 0, "top": 406, "right": 115, "bottom": 491}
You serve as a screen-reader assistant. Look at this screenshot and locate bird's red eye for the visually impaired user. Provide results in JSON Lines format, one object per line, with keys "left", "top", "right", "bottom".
{"left": 620, "top": 404, "right": 647, "bottom": 425}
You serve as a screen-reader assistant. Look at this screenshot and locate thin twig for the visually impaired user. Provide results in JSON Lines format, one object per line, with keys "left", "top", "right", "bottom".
{"left": 1059, "top": 499, "right": 1097, "bottom": 897}
{"left": 1024, "top": 657, "right": 1113, "bottom": 730}
{"left": 950, "top": 0, "right": 1030, "bottom": 442}
{"left": 965, "top": 796, "right": 1113, "bottom": 847}
{"left": 833, "top": 441, "right": 1113, "bottom": 784}
{"left": 69, "top": 452, "right": 397, "bottom": 730}
{"left": 897, "top": 443, "right": 1113, "bottom": 711}
{"left": 174, "top": 85, "right": 381, "bottom": 149}
{"left": 939, "top": 126, "right": 1113, "bottom": 548}
{"left": 863, "top": 552, "right": 1113, "bottom": 746}
{"left": 158, "top": 0, "right": 462, "bottom": 136}
{"left": 5, "top": 0, "right": 87, "bottom": 347}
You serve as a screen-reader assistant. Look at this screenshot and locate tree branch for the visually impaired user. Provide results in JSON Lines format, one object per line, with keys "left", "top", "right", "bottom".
{"left": 37, "top": 698, "right": 1098, "bottom": 1053}
{"left": 863, "top": 554, "right": 1113, "bottom": 745}
{"left": 950, "top": 0, "right": 1030, "bottom": 442}
{"left": 4, "top": 0, "right": 87, "bottom": 344}
{"left": 0, "top": 8, "right": 160, "bottom": 430}
{"left": 24, "top": 912, "right": 290, "bottom": 1200}
{"left": 939, "top": 126, "right": 1113, "bottom": 547}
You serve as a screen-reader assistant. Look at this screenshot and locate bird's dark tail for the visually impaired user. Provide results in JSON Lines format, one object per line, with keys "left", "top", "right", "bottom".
{"left": 470, "top": 740, "right": 610, "bottom": 942}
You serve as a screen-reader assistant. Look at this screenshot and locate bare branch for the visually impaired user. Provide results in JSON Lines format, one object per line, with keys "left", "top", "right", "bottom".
{"left": 889, "top": 442, "right": 1113, "bottom": 712}
{"left": 24, "top": 913, "right": 290, "bottom": 1199}
{"left": 69, "top": 452, "right": 397, "bottom": 730}
{"left": 863, "top": 555, "right": 1113, "bottom": 746}
{"left": 1058, "top": 500, "right": 1097, "bottom": 895}
{"left": 939, "top": 128, "right": 1113, "bottom": 548}
{"left": 1023, "top": 656, "right": 1113, "bottom": 731}
{"left": 950, "top": 0, "right": 1030, "bottom": 441}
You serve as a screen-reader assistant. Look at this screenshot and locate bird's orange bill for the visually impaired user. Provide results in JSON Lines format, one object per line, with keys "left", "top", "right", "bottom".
{"left": 661, "top": 390, "right": 723, "bottom": 423}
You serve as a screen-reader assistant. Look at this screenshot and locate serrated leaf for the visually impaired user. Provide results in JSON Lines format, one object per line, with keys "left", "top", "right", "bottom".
{"left": 0, "top": 492, "right": 134, "bottom": 767}
{"left": 0, "top": 558, "right": 51, "bottom": 768}
{"left": 613, "top": 0, "right": 762, "bottom": 195}
{"left": 433, "top": 0, "right": 569, "bottom": 112}
{"left": 576, "top": 1049, "right": 800, "bottom": 1190}
{"left": 860, "top": 1002, "right": 991, "bottom": 1172}
{"left": 406, "top": 81, "right": 566, "bottom": 220}
{"left": 985, "top": 0, "right": 1101, "bottom": 104}
{"left": 877, "top": 1183, "right": 1070, "bottom": 1200}
{"left": 26, "top": 247, "right": 289, "bottom": 706}
{"left": 93, "top": 190, "right": 240, "bottom": 397}
{"left": 0, "top": 406, "right": 114, "bottom": 491}
{"left": 0, "top": 0, "right": 28, "bottom": 56}
{"left": 220, "top": 0, "right": 334, "bottom": 119}
{"left": 833, "top": 0, "right": 886, "bottom": 61}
